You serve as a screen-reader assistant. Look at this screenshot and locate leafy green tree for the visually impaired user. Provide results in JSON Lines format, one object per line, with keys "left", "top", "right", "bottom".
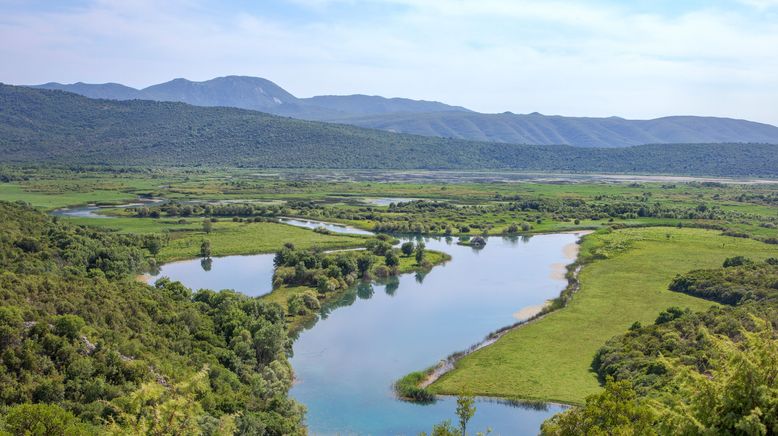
{"left": 722, "top": 255, "right": 752, "bottom": 268}
{"left": 415, "top": 241, "right": 426, "bottom": 265}
{"left": 401, "top": 242, "right": 415, "bottom": 256}
{"left": 202, "top": 219, "right": 213, "bottom": 234}
{"left": 1, "top": 403, "right": 96, "bottom": 436}
{"left": 658, "top": 327, "right": 778, "bottom": 435}
{"left": 654, "top": 306, "right": 687, "bottom": 325}
{"left": 456, "top": 394, "right": 476, "bottom": 435}
{"left": 541, "top": 378, "right": 657, "bottom": 435}
{"left": 385, "top": 251, "right": 400, "bottom": 267}
{"left": 357, "top": 253, "right": 374, "bottom": 277}
{"left": 200, "top": 239, "right": 212, "bottom": 258}
{"left": 53, "top": 314, "right": 86, "bottom": 340}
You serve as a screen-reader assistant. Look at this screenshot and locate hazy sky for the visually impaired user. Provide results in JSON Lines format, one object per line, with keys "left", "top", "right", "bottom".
{"left": 1, "top": 0, "right": 777, "bottom": 124}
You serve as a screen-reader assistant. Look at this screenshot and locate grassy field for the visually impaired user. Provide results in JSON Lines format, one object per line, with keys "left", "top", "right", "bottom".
{"left": 157, "top": 221, "right": 369, "bottom": 262}
{"left": 0, "top": 183, "right": 138, "bottom": 209}
{"left": 430, "top": 227, "right": 778, "bottom": 404}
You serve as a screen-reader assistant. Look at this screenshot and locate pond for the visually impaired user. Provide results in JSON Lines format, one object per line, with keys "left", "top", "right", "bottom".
{"left": 52, "top": 198, "right": 165, "bottom": 219}
{"left": 144, "top": 254, "right": 276, "bottom": 297}
{"left": 290, "top": 234, "right": 576, "bottom": 435}
{"left": 362, "top": 197, "right": 420, "bottom": 206}
{"left": 146, "top": 231, "right": 581, "bottom": 434}
{"left": 279, "top": 217, "right": 374, "bottom": 235}
{"left": 52, "top": 205, "right": 114, "bottom": 219}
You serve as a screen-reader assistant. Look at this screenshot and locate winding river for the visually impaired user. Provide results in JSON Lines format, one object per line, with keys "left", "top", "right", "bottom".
{"left": 146, "top": 229, "right": 581, "bottom": 435}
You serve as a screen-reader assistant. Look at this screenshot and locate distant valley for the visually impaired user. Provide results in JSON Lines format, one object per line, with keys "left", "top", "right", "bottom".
{"left": 31, "top": 76, "right": 778, "bottom": 148}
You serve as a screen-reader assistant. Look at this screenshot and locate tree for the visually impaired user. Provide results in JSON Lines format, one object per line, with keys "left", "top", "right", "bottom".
{"left": 657, "top": 327, "right": 778, "bottom": 435}
{"left": 540, "top": 379, "right": 656, "bottom": 435}
{"left": 357, "top": 253, "right": 374, "bottom": 277}
{"left": 401, "top": 241, "right": 415, "bottom": 256}
{"left": 200, "top": 239, "right": 211, "bottom": 258}
{"left": 202, "top": 219, "right": 212, "bottom": 234}
{"left": 2, "top": 403, "right": 96, "bottom": 436}
{"left": 144, "top": 236, "right": 162, "bottom": 255}
{"left": 415, "top": 241, "right": 426, "bottom": 264}
{"left": 385, "top": 251, "right": 400, "bottom": 267}
{"left": 53, "top": 314, "right": 86, "bottom": 340}
{"left": 456, "top": 395, "right": 476, "bottom": 435}
{"left": 722, "top": 255, "right": 752, "bottom": 268}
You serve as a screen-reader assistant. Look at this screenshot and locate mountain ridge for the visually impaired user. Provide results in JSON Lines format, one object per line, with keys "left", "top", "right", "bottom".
{"left": 29, "top": 75, "right": 778, "bottom": 148}
{"left": 3, "top": 84, "right": 778, "bottom": 177}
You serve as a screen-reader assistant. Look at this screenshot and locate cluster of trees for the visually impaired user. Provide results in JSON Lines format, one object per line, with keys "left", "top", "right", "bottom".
{"left": 542, "top": 258, "right": 778, "bottom": 434}
{"left": 288, "top": 196, "right": 776, "bottom": 238}
{"left": 0, "top": 201, "right": 304, "bottom": 434}
{"left": 272, "top": 238, "right": 431, "bottom": 316}
{"left": 273, "top": 238, "right": 429, "bottom": 291}
{"left": 134, "top": 202, "right": 285, "bottom": 219}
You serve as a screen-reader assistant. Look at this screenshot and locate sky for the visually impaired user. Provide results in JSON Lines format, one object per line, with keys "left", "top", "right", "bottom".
{"left": 1, "top": 0, "right": 777, "bottom": 124}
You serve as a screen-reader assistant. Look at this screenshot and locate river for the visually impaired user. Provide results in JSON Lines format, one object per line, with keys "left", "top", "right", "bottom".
{"left": 145, "top": 231, "right": 582, "bottom": 434}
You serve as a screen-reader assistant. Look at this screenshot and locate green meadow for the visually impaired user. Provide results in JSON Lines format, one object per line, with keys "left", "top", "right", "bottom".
{"left": 430, "top": 227, "right": 778, "bottom": 404}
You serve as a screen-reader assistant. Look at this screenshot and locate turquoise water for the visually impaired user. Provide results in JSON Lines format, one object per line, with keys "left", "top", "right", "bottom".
{"left": 146, "top": 232, "right": 580, "bottom": 434}
{"left": 289, "top": 234, "right": 576, "bottom": 435}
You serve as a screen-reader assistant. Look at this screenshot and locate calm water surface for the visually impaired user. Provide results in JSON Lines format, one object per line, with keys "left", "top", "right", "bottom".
{"left": 363, "top": 197, "right": 420, "bottom": 206}
{"left": 280, "top": 217, "right": 374, "bottom": 235}
{"left": 146, "top": 254, "right": 276, "bottom": 297}
{"left": 52, "top": 206, "right": 113, "bottom": 218}
{"left": 146, "top": 232, "right": 580, "bottom": 435}
{"left": 291, "top": 235, "right": 574, "bottom": 435}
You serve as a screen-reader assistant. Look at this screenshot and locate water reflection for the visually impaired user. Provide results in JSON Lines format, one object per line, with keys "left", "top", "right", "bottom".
{"left": 145, "top": 233, "right": 582, "bottom": 434}
{"left": 290, "top": 234, "right": 579, "bottom": 435}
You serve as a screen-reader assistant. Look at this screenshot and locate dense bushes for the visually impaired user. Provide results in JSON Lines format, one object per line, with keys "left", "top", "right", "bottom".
{"left": 546, "top": 259, "right": 778, "bottom": 434}
{"left": 0, "top": 201, "right": 304, "bottom": 434}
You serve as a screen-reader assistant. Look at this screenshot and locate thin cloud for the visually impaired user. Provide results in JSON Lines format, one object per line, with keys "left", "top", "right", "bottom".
{"left": 0, "top": 0, "right": 776, "bottom": 124}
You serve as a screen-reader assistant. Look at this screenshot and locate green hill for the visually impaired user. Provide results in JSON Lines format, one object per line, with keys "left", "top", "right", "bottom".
{"left": 32, "top": 76, "right": 778, "bottom": 148}
{"left": 2, "top": 84, "right": 778, "bottom": 176}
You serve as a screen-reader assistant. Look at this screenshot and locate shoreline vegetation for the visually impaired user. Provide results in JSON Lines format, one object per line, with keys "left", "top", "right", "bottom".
{"left": 394, "top": 232, "right": 591, "bottom": 402}
{"left": 260, "top": 239, "right": 451, "bottom": 332}
{"left": 427, "top": 227, "right": 777, "bottom": 406}
{"left": 1, "top": 168, "right": 776, "bottom": 434}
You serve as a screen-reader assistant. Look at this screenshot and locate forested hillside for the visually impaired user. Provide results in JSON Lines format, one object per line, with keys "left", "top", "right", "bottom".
{"left": 339, "top": 112, "right": 778, "bottom": 148}
{"left": 31, "top": 76, "right": 778, "bottom": 148}
{"left": 3, "top": 84, "right": 778, "bottom": 176}
{"left": 0, "top": 201, "right": 304, "bottom": 434}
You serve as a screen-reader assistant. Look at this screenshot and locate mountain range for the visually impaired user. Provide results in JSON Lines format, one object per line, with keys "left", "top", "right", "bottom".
{"left": 3, "top": 84, "right": 778, "bottom": 176}
{"left": 32, "top": 76, "right": 778, "bottom": 148}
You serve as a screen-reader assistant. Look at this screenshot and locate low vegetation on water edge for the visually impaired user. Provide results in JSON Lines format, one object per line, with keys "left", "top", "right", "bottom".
{"left": 0, "top": 167, "right": 776, "bottom": 434}
{"left": 264, "top": 238, "right": 450, "bottom": 331}
{"left": 394, "top": 371, "right": 435, "bottom": 403}
{"left": 429, "top": 227, "right": 776, "bottom": 404}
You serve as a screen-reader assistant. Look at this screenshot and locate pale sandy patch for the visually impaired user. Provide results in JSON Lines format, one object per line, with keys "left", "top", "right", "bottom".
{"left": 562, "top": 242, "right": 579, "bottom": 260}
{"left": 512, "top": 302, "right": 550, "bottom": 321}
{"left": 549, "top": 262, "right": 566, "bottom": 280}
